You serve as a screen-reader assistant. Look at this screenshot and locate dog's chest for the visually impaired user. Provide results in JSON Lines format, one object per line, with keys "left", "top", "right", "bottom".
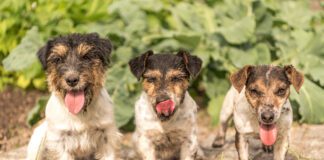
{"left": 147, "top": 129, "right": 187, "bottom": 159}
{"left": 46, "top": 126, "right": 107, "bottom": 157}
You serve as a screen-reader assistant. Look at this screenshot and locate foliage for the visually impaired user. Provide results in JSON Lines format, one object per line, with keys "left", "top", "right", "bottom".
{"left": 1, "top": 0, "right": 324, "bottom": 128}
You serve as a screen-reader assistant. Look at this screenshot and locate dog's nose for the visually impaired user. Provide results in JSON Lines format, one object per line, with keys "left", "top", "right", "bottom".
{"left": 156, "top": 95, "right": 170, "bottom": 104}
{"left": 65, "top": 76, "right": 79, "bottom": 87}
{"left": 261, "top": 112, "right": 275, "bottom": 123}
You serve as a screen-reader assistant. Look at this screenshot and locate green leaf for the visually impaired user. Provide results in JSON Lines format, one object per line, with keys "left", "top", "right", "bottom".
{"left": 291, "top": 79, "right": 324, "bottom": 123}
{"left": 2, "top": 27, "right": 43, "bottom": 71}
{"left": 219, "top": 16, "right": 255, "bottom": 44}
{"left": 207, "top": 95, "right": 225, "bottom": 126}
{"left": 27, "top": 96, "right": 48, "bottom": 126}
{"left": 106, "top": 64, "right": 138, "bottom": 128}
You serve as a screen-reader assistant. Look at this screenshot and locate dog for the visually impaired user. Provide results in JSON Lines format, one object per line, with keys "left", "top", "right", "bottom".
{"left": 27, "top": 33, "right": 120, "bottom": 160}
{"left": 129, "top": 50, "right": 204, "bottom": 160}
{"left": 212, "top": 65, "right": 304, "bottom": 160}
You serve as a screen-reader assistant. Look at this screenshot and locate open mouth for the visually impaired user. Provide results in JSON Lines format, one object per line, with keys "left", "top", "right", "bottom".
{"left": 155, "top": 99, "right": 175, "bottom": 120}
{"left": 259, "top": 123, "right": 277, "bottom": 146}
{"left": 64, "top": 89, "right": 86, "bottom": 115}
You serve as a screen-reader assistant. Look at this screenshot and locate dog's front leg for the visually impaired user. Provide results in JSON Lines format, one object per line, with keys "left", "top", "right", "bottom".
{"left": 273, "top": 134, "right": 289, "bottom": 160}
{"left": 180, "top": 135, "right": 204, "bottom": 160}
{"left": 235, "top": 132, "right": 249, "bottom": 160}
{"left": 136, "top": 134, "right": 156, "bottom": 160}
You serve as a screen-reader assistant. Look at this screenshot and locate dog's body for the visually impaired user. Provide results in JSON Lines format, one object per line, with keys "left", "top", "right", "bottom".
{"left": 133, "top": 91, "right": 200, "bottom": 160}
{"left": 212, "top": 65, "right": 304, "bottom": 160}
{"left": 129, "top": 51, "right": 203, "bottom": 160}
{"left": 27, "top": 33, "right": 120, "bottom": 160}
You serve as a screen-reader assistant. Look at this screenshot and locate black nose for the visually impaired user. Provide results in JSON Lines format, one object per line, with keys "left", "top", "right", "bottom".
{"left": 156, "top": 95, "right": 170, "bottom": 104}
{"left": 65, "top": 76, "right": 79, "bottom": 87}
{"left": 261, "top": 112, "right": 275, "bottom": 123}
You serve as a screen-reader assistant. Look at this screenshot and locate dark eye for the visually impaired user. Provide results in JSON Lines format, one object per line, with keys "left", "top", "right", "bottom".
{"left": 53, "top": 57, "right": 62, "bottom": 63}
{"left": 276, "top": 88, "right": 286, "bottom": 96}
{"left": 171, "top": 76, "right": 182, "bottom": 82}
{"left": 249, "top": 88, "right": 262, "bottom": 96}
{"left": 82, "top": 55, "right": 91, "bottom": 61}
{"left": 146, "top": 77, "right": 157, "bottom": 83}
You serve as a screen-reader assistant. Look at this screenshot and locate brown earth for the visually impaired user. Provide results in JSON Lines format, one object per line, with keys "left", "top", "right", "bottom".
{"left": 0, "top": 87, "right": 47, "bottom": 153}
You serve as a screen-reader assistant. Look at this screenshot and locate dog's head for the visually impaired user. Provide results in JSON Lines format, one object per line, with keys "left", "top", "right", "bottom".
{"left": 231, "top": 65, "right": 304, "bottom": 145}
{"left": 37, "top": 33, "right": 112, "bottom": 114}
{"left": 129, "top": 50, "right": 202, "bottom": 121}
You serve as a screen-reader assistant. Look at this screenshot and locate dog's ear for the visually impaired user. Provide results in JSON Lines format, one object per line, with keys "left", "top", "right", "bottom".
{"left": 37, "top": 44, "right": 50, "bottom": 70}
{"left": 129, "top": 50, "right": 154, "bottom": 80}
{"left": 177, "top": 50, "right": 202, "bottom": 78}
{"left": 284, "top": 65, "right": 304, "bottom": 93}
{"left": 98, "top": 38, "right": 112, "bottom": 67}
{"left": 89, "top": 33, "right": 112, "bottom": 67}
{"left": 230, "top": 65, "right": 253, "bottom": 93}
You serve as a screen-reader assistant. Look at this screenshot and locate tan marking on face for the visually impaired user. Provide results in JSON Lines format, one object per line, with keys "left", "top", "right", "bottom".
{"left": 142, "top": 70, "right": 162, "bottom": 97}
{"left": 77, "top": 43, "right": 93, "bottom": 56}
{"left": 246, "top": 78, "right": 289, "bottom": 110}
{"left": 166, "top": 69, "right": 189, "bottom": 98}
{"left": 51, "top": 44, "right": 68, "bottom": 56}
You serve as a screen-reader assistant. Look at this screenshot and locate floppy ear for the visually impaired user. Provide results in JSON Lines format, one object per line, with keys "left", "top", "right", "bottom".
{"left": 284, "top": 65, "right": 304, "bottom": 93}
{"left": 176, "top": 50, "right": 202, "bottom": 78}
{"left": 88, "top": 33, "right": 112, "bottom": 67}
{"left": 37, "top": 44, "right": 50, "bottom": 70}
{"left": 230, "top": 65, "right": 253, "bottom": 93}
{"left": 128, "top": 50, "right": 154, "bottom": 80}
{"left": 98, "top": 37, "right": 112, "bottom": 67}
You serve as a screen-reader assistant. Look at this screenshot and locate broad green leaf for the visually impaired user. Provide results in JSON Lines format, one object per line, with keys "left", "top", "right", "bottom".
{"left": 207, "top": 95, "right": 225, "bottom": 126}
{"left": 3, "top": 27, "right": 43, "bottom": 71}
{"left": 106, "top": 64, "right": 138, "bottom": 128}
{"left": 27, "top": 96, "right": 48, "bottom": 126}
{"left": 291, "top": 79, "right": 324, "bottom": 123}
{"left": 219, "top": 16, "right": 255, "bottom": 44}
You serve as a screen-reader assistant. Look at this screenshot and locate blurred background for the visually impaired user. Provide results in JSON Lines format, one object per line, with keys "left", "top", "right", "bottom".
{"left": 0, "top": 0, "right": 324, "bottom": 159}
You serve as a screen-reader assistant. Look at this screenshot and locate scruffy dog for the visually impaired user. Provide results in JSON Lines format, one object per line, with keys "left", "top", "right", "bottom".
{"left": 212, "top": 65, "right": 304, "bottom": 160}
{"left": 27, "top": 33, "right": 120, "bottom": 160}
{"left": 129, "top": 50, "right": 204, "bottom": 160}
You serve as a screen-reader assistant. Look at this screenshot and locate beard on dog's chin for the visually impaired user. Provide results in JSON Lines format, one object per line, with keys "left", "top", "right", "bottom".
{"left": 259, "top": 123, "right": 277, "bottom": 146}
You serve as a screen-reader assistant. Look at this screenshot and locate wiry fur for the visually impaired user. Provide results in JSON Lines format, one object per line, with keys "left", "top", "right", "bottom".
{"left": 27, "top": 33, "right": 120, "bottom": 160}
{"left": 129, "top": 50, "right": 204, "bottom": 160}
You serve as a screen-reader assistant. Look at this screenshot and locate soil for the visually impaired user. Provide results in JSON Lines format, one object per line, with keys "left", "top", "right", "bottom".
{"left": 0, "top": 87, "right": 47, "bottom": 152}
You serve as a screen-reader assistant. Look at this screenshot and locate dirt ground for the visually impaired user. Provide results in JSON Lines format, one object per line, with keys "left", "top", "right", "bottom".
{"left": 0, "top": 88, "right": 324, "bottom": 159}
{"left": 0, "top": 87, "right": 46, "bottom": 152}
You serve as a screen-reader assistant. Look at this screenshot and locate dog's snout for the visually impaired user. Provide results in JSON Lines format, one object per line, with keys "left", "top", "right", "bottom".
{"left": 156, "top": 95, "right": 170, "bottom": 104}
{"left": 65, "top": 76, "right": 79, "bottom": 87}
{"left": 261, "top": 112, "right": 275, "bottom": 123}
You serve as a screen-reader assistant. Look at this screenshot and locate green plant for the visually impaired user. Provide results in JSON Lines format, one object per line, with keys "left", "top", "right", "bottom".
{"left": 1, "top": 0, "right": 324, "bottom": 129}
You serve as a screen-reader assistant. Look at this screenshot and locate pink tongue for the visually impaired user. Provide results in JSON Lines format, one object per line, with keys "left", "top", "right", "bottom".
{"left": 259, "top": 124, "right": 277, "bottom": 146}
{"left": 156, "top": 100, "right": 175, "bottom": 116}
{"left": 64, "top": 91, "right": 85, "bottom": 115}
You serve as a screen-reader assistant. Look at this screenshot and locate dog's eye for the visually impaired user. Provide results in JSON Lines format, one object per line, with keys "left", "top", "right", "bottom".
{"left": 276, "top": 88, "right": 286, "bottom": 96}
{"left": 171, "top": 76, "right": 182, "bottom": 82}
{"left": 146, "top": 77, "right": 157, "bottom": 83}
{"left": 82, "top": 55, "right": 91, "bottom": 61}
{"left": 53, "top": 57, "right": 63, "bottom": 63}
{"left": 249, "top": 88, "right": 262, "bottom": 96}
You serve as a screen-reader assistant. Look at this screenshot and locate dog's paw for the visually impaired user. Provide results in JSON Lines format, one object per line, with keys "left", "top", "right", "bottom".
{"left": 262, "top": 144, "right": 273, "bottom": 153}
{"left": 212, "top": 136, "right": 225, "bottom": 148}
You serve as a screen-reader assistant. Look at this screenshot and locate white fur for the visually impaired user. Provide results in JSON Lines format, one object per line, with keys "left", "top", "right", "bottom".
{"left": 27, "top": 88, "right": 120, "bottom": 160}
{"left": 133, "top": 92, "right": 203, "bottom": 160}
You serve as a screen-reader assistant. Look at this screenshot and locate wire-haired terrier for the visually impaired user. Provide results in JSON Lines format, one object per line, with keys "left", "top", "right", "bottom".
{"left": 27, "top": 33, "right": 120, "bottom": 160}
{"left": 212, "top": 65, "right": 304, "bottom": 160}
{"left": 129, "top": 50, "right": 205, "bottom": 160}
